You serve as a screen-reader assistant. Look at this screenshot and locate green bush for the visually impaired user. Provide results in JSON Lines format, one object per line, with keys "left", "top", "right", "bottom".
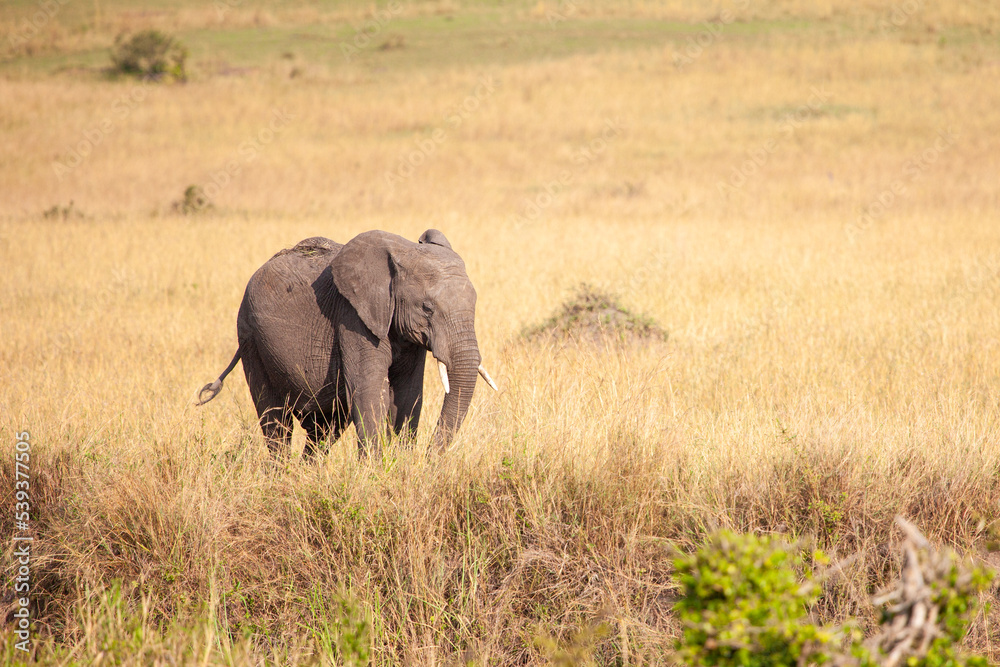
{"left": 304, "top": 588, "right": 370, "bottom": 667}
{"left": 673, "top": 531, "right": 851, "bottom": 666}
{"left": 673, "top": 526, "right": 994, "bottom": 667}
{"left": 110, "top": 30, "right": 187, "bottom": 81}
{"left": 171, "top": 185, "right": 212, "bottom": 215}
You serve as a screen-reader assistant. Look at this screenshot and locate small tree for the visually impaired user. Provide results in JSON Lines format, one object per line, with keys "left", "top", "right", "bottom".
{"left": 110, "top": 30, "right": 187, "bottom": 81}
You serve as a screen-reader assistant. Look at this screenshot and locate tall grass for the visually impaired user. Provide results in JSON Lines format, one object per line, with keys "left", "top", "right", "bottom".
{"left": 2, "top": 1, "right": 999, "bottom": 663}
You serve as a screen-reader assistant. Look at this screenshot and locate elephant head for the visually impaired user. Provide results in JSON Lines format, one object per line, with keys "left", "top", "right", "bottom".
{"left": 330, "top": 230, "right": 495, "bottom": 450}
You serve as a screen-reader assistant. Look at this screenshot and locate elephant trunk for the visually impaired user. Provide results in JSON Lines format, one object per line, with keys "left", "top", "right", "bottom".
{"left": 432, "top": 329, "right": 481, "bottom": 451}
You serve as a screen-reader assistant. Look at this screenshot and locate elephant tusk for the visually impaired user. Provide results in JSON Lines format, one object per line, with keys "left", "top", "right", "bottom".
{"left": 478, "top": 364, "right": 499, "bottom": 391}
{"left": 438, "top": 360, "right": 450, "bottom": 394}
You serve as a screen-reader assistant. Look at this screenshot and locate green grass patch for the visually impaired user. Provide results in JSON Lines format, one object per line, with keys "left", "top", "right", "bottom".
{"left": 2, "top": 8, "right": 830, "bottom": 78}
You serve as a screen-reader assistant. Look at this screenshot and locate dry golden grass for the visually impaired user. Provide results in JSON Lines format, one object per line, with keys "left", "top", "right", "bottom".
{"left": 1, "top": 1, "right": 999, "bottom": 664}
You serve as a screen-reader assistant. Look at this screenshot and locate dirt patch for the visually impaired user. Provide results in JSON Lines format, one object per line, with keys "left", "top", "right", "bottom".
{"left": 523, "top": 284, "right": 667, "bottom": 344}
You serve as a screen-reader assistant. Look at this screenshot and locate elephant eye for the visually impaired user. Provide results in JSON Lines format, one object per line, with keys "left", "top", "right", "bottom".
{"left": 422, "top": 303, "right": 434, "bottom": 316}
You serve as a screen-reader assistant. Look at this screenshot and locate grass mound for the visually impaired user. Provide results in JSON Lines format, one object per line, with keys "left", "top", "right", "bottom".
{"left": 524, "top": 284, "right": 667, "bottom": 343}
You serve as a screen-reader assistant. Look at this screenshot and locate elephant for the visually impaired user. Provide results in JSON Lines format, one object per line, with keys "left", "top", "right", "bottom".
{"left": 197, "top": 230, "right": 497, "bottom": 457}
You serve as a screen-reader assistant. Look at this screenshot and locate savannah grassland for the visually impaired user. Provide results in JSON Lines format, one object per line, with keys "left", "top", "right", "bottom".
{"left": 2, "top": 0, "right": 1000, "bottom": 664}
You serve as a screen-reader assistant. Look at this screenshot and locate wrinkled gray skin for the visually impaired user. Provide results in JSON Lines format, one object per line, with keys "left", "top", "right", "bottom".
{"left": 198, "top": 230, "right": 483, "bottom": 457}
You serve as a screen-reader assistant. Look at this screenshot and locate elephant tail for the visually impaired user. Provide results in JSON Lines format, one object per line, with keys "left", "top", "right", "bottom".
{"left": 196, "top": 347, "right": 242, "bottom": 405}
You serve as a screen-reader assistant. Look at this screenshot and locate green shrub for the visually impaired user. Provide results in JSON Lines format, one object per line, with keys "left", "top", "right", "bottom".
{"left": 673, "top": 524, "right": 994, "bottom": 667}
{"left": 534, "top": 612, "right": 610, "bottom": 667}
{"left": 171, "top": 185, "right": 212, "bottom": 215}
{"left": 673, "top": 531, "right": 851, "bottom": 666}
{"left": 304, "top": 588, "right": 370, "bottom": 666}
{"left": 110, "top": 30, "right": 187, "bottom": 81}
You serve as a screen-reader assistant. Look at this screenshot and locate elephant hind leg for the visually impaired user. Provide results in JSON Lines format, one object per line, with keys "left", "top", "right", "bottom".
{"left": 301, "top": 412, "right": 333, "bottom": 460}
{"left": 242, "top": 338, "right": 294, "bottom": 457}
{"left": 300, "top": 400, "right": 350, "bottom": 460}
{"left": 301, "top": 414, "right": 324, "bottom": 461}
{"left": 260, "top": 406, "right": 294, "bottom": 458}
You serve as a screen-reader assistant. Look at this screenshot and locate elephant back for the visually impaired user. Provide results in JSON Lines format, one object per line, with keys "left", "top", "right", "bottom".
{"left": 270, "top": 236, "right": 342, "bottom": 261}
{"left": 240, "top": 237, "right": 344, "bottom": 404}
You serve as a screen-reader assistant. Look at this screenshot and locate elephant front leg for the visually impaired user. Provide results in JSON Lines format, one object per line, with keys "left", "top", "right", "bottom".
{"left": 388, "top": 345, "right": 426, "bottom": 442}
{"left": 349, "top": 375, "right": 392, "bottom": 456}
{"left": 338, "top": 312, "right": 394, "bottom": 457}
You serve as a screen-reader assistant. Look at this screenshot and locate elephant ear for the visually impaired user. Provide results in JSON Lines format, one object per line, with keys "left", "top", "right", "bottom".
{"left": 417, "top": 228, "right": 453, "bottom": 251}
{"left": 330, "top": 231, "right": 397, "bottom": 340}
